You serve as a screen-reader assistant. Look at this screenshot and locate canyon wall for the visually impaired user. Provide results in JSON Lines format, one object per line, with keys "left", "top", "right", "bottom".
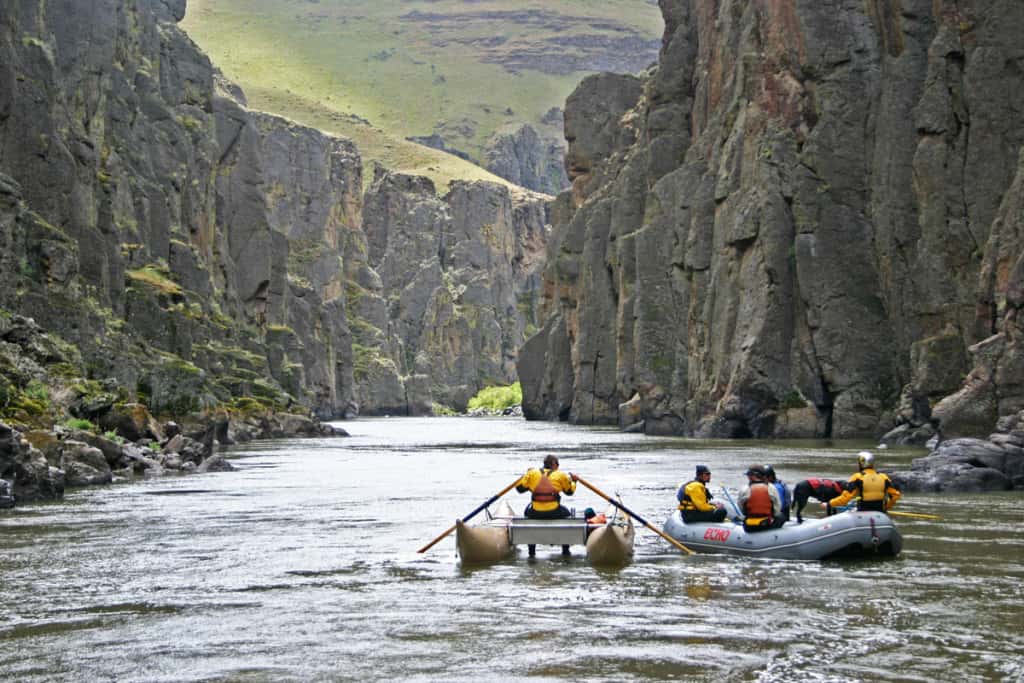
{"left": 520, "top": 0, "right": 1024, "bottom": 440}
{"left": 0, "top": 0, "right": 546, "bottom": 428}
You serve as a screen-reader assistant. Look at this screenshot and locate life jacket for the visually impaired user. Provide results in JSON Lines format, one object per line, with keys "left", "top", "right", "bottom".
{"left": 773, "top": 482, "right": 790, "bottom": 509}
{"left": 809, "top": 478, "right": 844, "bottom": 496}
{"left": 858, "top": 469, "right": 888, "bottom": 503}
{"left": 587, "top": 513, "right": 607, "bottom": 525}
{"left": 678, "top": 480, "right": 709, "bottom": 511}
{"left": 531, "top": 469, "right": 560, "bottom": 503}
{"left": 744, "top": 483, "right": 774, "bottom": 519}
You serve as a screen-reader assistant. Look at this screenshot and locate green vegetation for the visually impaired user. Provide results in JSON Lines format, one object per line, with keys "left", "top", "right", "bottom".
{"left": 431, "top": 402, "right": 458, "bottom": 416}
{"left": 181, "top": 0, "right": 661, "bottom": 192}
{"left": 104, "top": 431, "right": 125, "bottom": 444}
{"left": 127, "top": 265, "right": 183, "bottom": 296}
{"left": 63, "top": 417, "right": 95, "bottom": 431}
{"left": 467, "top": 382, "right": 522, "bottom": 412}
{"left": 780, "top": 391, "right": 807, "bottom": 410}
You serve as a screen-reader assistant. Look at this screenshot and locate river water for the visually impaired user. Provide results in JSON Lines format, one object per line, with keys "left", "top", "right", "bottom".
{"left": 0, "top": 417, "right": 1021, "bottom": 682}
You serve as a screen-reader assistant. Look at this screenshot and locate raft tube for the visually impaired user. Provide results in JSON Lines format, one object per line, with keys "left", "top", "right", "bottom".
{"left": 662, "top": 509, "right": 902, "bottom": 560}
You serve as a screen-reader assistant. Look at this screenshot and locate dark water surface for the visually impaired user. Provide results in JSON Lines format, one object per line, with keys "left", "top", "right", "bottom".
{"left": 1, "top": 417, "right": 1022, "bottom": 682}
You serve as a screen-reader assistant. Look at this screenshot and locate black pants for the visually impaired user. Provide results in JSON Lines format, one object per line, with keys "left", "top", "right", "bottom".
{"left": 523, "top": 504, "right": 571, "bottom": 556}
{"left": 524, "top": 504, "right": 570, "bottom": 519}
{"left": 858, "top": 500, "right": 885, "bottom": 512}
{"left": 682, "top": 508, "right": 728, "bottom": 523}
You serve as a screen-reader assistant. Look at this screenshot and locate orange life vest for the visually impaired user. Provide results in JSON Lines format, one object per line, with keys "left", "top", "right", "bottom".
{"left": 587, "top": 513, "right": 607, "bottom": 525}
{"left": 531, "top": 469, "right": 560, "bottom": 503}
{"left": 744, "top": 483, "right": 774, "bottom": 518}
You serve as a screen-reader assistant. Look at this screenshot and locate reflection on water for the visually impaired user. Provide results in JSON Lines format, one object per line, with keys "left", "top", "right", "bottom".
{"left": 1, "top": 417, "right": 1022, "bottom": 682}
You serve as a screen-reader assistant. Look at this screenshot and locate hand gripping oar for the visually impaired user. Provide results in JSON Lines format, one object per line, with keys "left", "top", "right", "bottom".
{"left": 417, "top": 478, "right": 521, "bottom": 553}
{"left": 886, "top": 510, "right": 941, "bottom": 520}
{"left": 576, "top": 476, "right": 694, "bottom": 555}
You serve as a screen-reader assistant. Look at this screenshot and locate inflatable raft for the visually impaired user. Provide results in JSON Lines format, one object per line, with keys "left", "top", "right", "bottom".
{"left": 662, "top": 509, "right": 902, "bottom": 560}
{"left": 456, "top": 500, "right": 634, "bottom": 565}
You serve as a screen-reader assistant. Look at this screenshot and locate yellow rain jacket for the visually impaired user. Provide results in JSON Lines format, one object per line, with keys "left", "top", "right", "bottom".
{"left": 517, "top": 468, "right": 575, "bottom": 512}
{"left": 677, "top": 480, "right": 716, "bottom": 512}
{"left": 829, "top": 468, "right": 902, "bottom": 511}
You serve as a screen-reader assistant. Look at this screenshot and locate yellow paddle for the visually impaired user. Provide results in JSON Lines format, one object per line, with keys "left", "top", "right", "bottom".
{"left": 576, "top": 476, "right": 695, "bottom": 555}
{"left": 417, "top": 478, "right": 521, "bottom": 553}
{"left": 887, "top": 510, "right": 942, "bottom": 520}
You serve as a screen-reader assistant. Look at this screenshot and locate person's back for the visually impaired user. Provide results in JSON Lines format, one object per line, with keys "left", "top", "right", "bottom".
{"left": 828, "top": 451, "right": 902, "bottom": 513}
{"left": 738, "top": 465, "right": 781, "bottom": 532}
{"left": 516, "top": 455, "right": 578, "bottom": 556}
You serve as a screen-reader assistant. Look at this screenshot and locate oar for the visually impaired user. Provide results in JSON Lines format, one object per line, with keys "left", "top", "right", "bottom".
{"left": 417, "top": 478, "right": 521, "bottom": 553}
{"left": 887, "top": 510, "right": 942, "bottom": 520}
{"left": 576, "top": 476, "right": 694, "bottom": 555}
{"left": 719, "top": 486, "right": 743, "bottom": 520}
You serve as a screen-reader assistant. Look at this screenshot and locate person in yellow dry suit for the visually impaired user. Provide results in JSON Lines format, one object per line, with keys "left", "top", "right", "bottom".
{"left": 516, "top": 454, "right": 578, "bottom": 556}
{"left": 825, "top": 451, "right": 902, "bottom": 513}
{"left": 677, "top": 464, "right": 728, "bottom": 523}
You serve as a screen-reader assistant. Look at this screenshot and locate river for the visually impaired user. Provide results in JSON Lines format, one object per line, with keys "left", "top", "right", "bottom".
{"left": 0, "top": 417, "right": 1021, "bottom": 682}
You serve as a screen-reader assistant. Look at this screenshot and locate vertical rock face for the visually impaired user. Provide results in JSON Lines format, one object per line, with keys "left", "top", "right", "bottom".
{"left": 0, "top": 0, "right": 354, "bottom": 418}
{"left": 484, "top": 123, "right": 569, "bottom": 196}
{"left": 0, "top": 0, "right": 549, "bottom": 421}
{"left": 521, "top": 0, "right": 1024, "bottom": 439}
{"left": 358, "top": 169, "right": 548, "bottom": 414}
{"left": 251, "top": 111, "right": 364, "bottom": 419}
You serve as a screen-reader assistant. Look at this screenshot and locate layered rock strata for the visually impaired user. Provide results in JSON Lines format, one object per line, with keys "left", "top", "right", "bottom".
{"left": 0, "top": 0, "right": 547, "bottom": 440}
{"left": 520, "top": 0, "right": 1024, "bottom": 442}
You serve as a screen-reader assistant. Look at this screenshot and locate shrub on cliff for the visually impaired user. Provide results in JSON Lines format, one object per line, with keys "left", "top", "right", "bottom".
{"left": 467, "top": 382, "right": 522, "bottom": 412}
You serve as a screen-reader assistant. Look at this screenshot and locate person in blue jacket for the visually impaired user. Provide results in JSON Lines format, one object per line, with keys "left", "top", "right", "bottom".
{"left": 764, "top": 465, "right": 791, "bottom": 524}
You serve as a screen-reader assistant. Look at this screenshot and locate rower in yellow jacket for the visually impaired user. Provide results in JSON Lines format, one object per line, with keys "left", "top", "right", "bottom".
{"left": 516, "top": 454, "right": 577, "bottom": 519}
{"left": 827, "top": 451, "right": 902, "bottom": 513}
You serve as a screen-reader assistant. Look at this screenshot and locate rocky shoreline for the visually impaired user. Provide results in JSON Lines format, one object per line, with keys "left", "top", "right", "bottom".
{"left": 891, "top": 410, "right": 1024, "bottom": 493}
{"left": 0, "top": 412, "right": 346, "bottom": 510}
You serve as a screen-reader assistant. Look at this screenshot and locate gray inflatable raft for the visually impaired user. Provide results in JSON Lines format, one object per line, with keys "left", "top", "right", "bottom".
{"left": 663, "top": 509, "right": 902, "bottom": 560}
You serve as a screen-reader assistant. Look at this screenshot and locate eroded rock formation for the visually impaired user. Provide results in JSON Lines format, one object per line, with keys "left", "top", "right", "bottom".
{"left": 0, "top": 0, "right": 548, "bottom": 434}
{"left": 520, "top": 0, "right": 1024, "bottom": 441}
{"left": 357, "top": 169, "right": 548, "bottom": 414}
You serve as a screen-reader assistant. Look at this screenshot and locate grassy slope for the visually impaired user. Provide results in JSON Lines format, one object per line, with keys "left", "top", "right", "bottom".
{"left": 181, "top": 0, "right": 662, "bottom": 192}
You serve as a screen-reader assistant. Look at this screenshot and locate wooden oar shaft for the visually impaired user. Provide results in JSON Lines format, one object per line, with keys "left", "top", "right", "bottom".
{"left": 887, "top": 510, "right": 941, "bottom": 520}
{"left": 417, "top": 478, "right": 521, "bottom": 553}
{"left": 576, "top": 476, "right": 694, "bottom": 555}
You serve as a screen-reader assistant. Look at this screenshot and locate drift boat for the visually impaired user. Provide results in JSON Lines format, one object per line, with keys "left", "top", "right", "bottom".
{"left": 662, "top": 509, "right": 902, "bottom": 560}
{"left": 455, "top": 501, "right": 634, "bottom": 565}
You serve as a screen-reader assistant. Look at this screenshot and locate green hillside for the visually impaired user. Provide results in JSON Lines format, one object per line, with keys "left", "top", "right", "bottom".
{"left": 181, "top": 0, "right": 662, "bottom": 191}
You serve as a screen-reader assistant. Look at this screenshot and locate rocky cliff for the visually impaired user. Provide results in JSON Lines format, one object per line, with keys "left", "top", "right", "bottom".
{"left": 520, "top": 0, "right": 1024, "bottom": 441}
{"left": 356, "top": 169, "right": 547, "bottom": 414}
{"left": 484, "top": 122, "right": 569, "bottom": 197}
{"left": 0, "top": 0, "right": 547, "bottom": 434}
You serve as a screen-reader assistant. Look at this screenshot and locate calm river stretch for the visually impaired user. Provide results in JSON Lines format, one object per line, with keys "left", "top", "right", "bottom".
{"left": 1, "top": 417, "right": 1022, "bottom": 682}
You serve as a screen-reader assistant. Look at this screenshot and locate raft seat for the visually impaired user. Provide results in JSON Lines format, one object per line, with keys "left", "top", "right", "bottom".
{"left": 509, "top": 518, "right": 589, "bottom": 546}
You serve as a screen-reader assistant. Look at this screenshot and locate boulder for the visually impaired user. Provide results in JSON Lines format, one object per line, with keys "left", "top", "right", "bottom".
{"left": 98, "top": 403, "right": 164, "bottom": 443}
{"left": 59, "top": 441, "right": 113, "bottom": 487}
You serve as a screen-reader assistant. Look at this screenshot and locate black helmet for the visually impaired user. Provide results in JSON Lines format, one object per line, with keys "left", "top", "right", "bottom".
{"left": 745, "top": 464, "right": 767, "bottom": 478}
{"left": 695, "top": 464, "right": 710, "bottom": 476}
{"left": 764, "top": 464, "right": 776, "bottom": 479}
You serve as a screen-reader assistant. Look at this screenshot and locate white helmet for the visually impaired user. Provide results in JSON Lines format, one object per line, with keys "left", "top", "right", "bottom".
{"left": 857, "top": 451, "right": 875, "bottom": 469}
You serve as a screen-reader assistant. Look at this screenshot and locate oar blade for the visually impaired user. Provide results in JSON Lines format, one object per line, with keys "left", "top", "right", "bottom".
{"left": 417, "top": 477, "right": 521, "bottom": 553}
